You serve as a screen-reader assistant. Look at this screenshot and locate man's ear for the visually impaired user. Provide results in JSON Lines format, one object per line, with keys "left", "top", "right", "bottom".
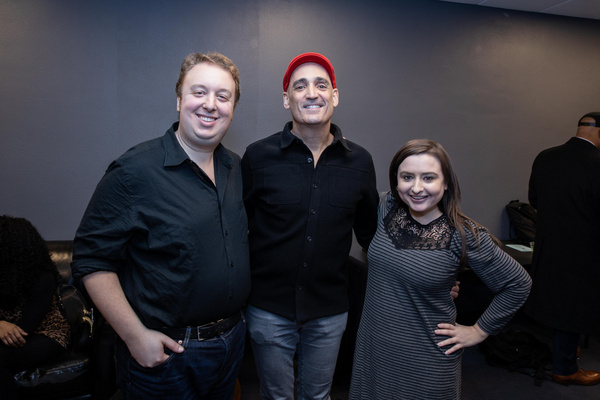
{"left": 283, "top": 92, "right": 290, "bottom": 110}
{"left": 594, "top": 129, "right": 600, "bottom": 149}
{"left": 176, "top": 96, "right": 181, "bottom": 113}
{"left": 332, "top": 88, "right": 339, "bottom": 108}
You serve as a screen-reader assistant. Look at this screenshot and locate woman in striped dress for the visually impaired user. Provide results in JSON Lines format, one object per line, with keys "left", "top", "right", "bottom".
{"left": 349, "top": 139, "right": 531, "bottom": 399}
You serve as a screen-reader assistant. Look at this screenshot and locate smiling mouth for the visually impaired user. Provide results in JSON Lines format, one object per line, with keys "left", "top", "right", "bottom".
{"left": 198, "top": 115, "right": 217, "bottom": 122}
{"left": 410, "top": 195, "right": 428, "bottom": 201}
{"left": 304, "top": 104, "right": 322, "bottom": 109}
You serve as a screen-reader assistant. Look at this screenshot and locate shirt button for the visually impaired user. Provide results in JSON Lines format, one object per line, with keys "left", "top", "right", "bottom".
{"left": 225, "top": 230, "right": 229, "bottom": 236}
{"left": 230, "top": 262, "right": 234, "bottom": 267}
{"left": 303, "top": 262, "right": 308, "bottom": 268}
{"left": 307, "top": 157, "right": 313, "bottom": 164}
{"left": 307, "top": 236, "right": 312, "bottom": 242}
{"left": 310, "top": 209, "right": 316, "bottom": 215}
{"left": 297, "top": 285, "right": 303, "bottom": 291}
{"left": 313, "top": 184, "right": 317, "bottom": 189}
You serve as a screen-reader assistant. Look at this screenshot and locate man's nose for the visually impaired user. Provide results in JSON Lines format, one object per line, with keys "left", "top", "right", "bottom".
{"left": 306, "top": 84, "right": 317, "bottom": 98}
{"left": 203, "top": 94, "right": 216, "bottom": 111}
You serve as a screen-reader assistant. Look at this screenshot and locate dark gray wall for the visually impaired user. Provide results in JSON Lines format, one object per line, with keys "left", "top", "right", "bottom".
{"left": 2, "top": 0, "right": 600, "bottom": 251}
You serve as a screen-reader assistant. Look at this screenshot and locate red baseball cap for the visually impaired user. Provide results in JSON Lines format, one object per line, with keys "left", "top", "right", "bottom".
{"left": 282, "top": 52, "right": 336, "bottom": 91}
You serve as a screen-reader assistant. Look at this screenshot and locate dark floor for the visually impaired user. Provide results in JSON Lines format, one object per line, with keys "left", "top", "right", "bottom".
{"left": 57, "top": 264, "right": 599, "bottom": 400}
{"left": 58, "top": 311, "right": 600, "bottom": 400}
{"left": 238, "top": 312, "right": 600, "bottom": 400}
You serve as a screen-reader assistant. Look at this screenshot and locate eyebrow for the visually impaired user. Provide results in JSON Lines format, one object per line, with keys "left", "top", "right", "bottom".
{"left": 291, "top": 76, "right": 330, "bottom": 87}
{"left": 399, "top": 170, "right": 439, "bottom": 175}
{"left": 291, "top": 78, "right": 308, "bottom": 87}
{"left": 189, "top": 84, "right": 232, "bottom": 95}
{"left": 189, "top": 84, "right": 207, "bottom": 92}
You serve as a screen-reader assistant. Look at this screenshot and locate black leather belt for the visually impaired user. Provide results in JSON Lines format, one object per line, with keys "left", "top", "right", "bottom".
{"left": 162, "top": 312, "right": 241, "bottom": 341}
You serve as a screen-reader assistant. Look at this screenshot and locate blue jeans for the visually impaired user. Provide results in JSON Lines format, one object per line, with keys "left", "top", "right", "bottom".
{"left": 246, "top": 305, "right": 348, "bottom": 400}
{"left": 115, "top": 318, "right": 245, "bottom": 400}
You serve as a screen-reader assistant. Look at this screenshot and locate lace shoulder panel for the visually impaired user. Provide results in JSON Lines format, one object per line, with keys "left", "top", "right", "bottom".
{"left": 383, "top": 203, "right": 454, "bottom": 250}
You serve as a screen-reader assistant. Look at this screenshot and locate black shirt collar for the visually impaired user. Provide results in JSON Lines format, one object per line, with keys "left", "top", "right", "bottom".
{"left": 280, "top": 121, "right": 351, "bottom": 152}
{"left": 163, "top": 122, "right": 233, "bottom": 168}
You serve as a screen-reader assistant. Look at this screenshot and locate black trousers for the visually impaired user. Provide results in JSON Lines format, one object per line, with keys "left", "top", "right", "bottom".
{"left": 552, "top": 328, "right": 580, "bottom": 375}
{"left": 0, "top": 333, "right": 64, "bottom": 400}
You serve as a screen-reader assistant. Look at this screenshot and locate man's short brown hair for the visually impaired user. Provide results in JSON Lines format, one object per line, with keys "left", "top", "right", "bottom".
{"left": 175, "top": 52, "right": 241, "bottom": 108}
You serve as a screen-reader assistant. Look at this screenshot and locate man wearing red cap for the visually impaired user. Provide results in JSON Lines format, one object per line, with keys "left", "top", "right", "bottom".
{"left": 241, "top": 53, "right": 379, "bottom": 399}
{"left": 526, "top": 112, "right": 600, "bottom": 386}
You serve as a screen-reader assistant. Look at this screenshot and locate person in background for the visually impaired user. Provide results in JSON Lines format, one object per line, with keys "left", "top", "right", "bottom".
{"left": 0, "top": 215, "right": 70, "bottom": 400}
{"left": 241, "top": 52, "right": 380, "bottom": 400}
{"left": 526, "top": 112, "right": 600, "bottom": 386}
{"left": 71, "top": 52, "right": 250, "bottom": 399}
{"left": 349, "top": 139, "right": 531, "bottom": 399}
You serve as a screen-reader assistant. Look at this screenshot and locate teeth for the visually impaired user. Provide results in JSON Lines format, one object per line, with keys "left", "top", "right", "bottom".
{"left": 305, "top": 105, "right": 321, "bottom": 109}
{"left": 200, "top": 116, "right": 216, "bottom": 122}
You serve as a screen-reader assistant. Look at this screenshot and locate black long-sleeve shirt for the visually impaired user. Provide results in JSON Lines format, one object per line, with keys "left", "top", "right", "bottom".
{"left": 72, "top": 123, "right": 250, "bottom": 330}
{"left": 242, "top": 122, "right": 378, "bottom": 322}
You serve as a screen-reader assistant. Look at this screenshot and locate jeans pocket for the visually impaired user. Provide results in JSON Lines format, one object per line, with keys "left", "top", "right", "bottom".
{"left": 130, "top": 348, "right": 176, "bottom": 374}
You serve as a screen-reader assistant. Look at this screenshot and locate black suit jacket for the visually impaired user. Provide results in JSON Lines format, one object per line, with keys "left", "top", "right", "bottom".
{"left": 526, "top": 137, "right": 600, "bottom": 334}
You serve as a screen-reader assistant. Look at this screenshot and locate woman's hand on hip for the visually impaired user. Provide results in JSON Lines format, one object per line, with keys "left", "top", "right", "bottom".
{"left": 435, "top": 322, "right": 489, "bottom": 355}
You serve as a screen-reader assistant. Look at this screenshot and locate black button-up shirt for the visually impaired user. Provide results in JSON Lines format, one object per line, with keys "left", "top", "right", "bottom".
{"left": 72, "top": 123, "right": 250, "bottom": 330}
{"left": 242, "top": 122, "right": 378, "bottom": 322}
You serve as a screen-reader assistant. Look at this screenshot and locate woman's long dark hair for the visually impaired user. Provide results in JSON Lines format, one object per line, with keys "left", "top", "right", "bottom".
{"left": 389, "top": 139, "right": 487, "bottom": 268}
{"left": 0, "top": 215, "right": 58, "bottom": 310}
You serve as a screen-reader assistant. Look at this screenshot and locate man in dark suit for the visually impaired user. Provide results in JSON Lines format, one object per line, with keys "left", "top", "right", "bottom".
{"left": 526, "top": 112, "right": 600, "bottom": 386}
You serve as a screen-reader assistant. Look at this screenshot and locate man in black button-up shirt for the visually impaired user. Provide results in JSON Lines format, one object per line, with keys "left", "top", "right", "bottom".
{"left": 242, "top": 53, "right": 379, "bottom": 400}
{"left": 72, "top": 53, "right": 250, "bottom": 399}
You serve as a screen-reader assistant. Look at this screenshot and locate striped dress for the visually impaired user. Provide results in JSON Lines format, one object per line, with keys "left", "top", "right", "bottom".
{"left": 349, "top": 193, "right": 531, "bottom": 400}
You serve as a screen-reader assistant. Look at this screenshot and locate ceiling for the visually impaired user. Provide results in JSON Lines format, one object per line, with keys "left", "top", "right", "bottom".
{"left": 437, "top": 0, "right": 600, "bottom": 20}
